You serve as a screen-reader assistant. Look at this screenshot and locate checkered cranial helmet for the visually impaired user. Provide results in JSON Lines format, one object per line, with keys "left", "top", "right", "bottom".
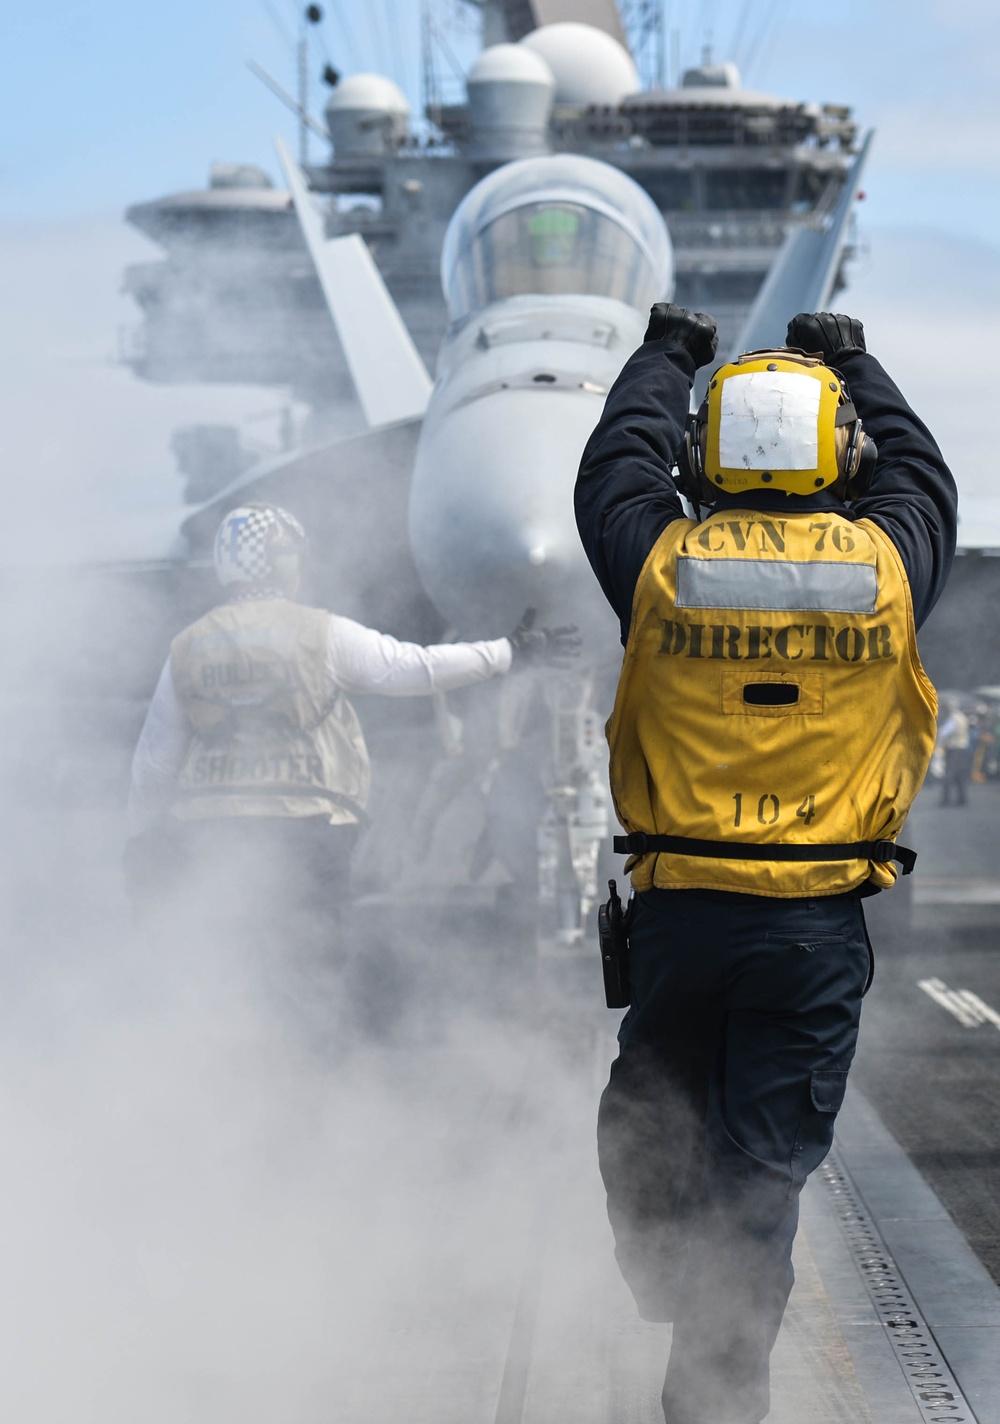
{"left": 213, "top": 502, "right": 307, "bottom": 587}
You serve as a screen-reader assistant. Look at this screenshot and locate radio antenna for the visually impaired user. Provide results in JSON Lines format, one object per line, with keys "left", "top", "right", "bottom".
{"left": 246, "top": 59, "right": 330, "bottom": 143}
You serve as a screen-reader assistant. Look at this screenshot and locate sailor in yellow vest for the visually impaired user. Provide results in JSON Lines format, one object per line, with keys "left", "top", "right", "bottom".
{"left": 126, "top": 501, "right": 577, "bottom": 949}
{"left": 576, "top": 307, "right": 957, "bottom": 1424}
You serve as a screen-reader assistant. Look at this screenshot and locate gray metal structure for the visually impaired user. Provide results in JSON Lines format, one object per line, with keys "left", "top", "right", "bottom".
{"left": 122, "top": 10, "right": 865, "bottom": 483}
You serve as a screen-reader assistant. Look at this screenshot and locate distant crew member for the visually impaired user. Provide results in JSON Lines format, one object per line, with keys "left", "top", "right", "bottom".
{"left": 576, "top": 306, "right": 957, "bottom": 1424}
{"left": 937, "top": 695, "right": 972, "bottom": 806}
{"left": 126, "top": 501, "right": 577, "bottom": 947}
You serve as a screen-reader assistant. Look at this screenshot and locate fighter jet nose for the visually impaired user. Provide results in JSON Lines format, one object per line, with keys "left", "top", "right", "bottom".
{"left": 409, "top": 385, "right": 619, "bottom": 645}
{"left": 403, "top": 147, "right": 673, "bottom": 656}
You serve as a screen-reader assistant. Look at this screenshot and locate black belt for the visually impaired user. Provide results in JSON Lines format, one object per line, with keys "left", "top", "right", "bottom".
{"left": 612, "top": 833, "right": 917, "bottom": 875}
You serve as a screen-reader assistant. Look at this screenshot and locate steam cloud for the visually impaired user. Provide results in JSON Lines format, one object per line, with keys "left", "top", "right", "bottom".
{"left": 0, "top": 201, "right": 993, "bottom": 1422}
{"left": 0, "top": 212, "right": 644, "bottom": 1422}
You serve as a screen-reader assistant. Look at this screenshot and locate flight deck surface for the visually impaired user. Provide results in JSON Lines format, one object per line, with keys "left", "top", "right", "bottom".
{"left": 4, "top": 801, "right": 1000, "bottom": 1423}
{"left": 263, "top": 773, "right": 1000, "bottom": 1424}
{"left": 309, "top": 1061, "right": 999, "bottom": 1424}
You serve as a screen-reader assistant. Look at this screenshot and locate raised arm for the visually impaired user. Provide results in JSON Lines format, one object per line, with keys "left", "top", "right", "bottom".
{"left": 786, "top": 313, "right": 958, "bottom": 628}
{"left": 575, "top": 305, "right": 717, "bottom": 638}
{"left": 839, "top": 351, "right": 957, "bottom": 626}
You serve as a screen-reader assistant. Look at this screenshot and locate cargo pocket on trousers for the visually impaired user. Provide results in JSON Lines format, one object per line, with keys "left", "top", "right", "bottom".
{"left": 789, "top": 1069, "right": 849, "bottom": 1194}
{"left": 810, "top": 1069, "right": 849, "bottom": 1113}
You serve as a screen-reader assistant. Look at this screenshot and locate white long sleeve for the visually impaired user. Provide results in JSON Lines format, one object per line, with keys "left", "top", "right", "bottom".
{"left": 127, "top": 660, "right": 193, "bottom": 836}
{"left": 326, "top": 615, "right": 512, "bottom": 695}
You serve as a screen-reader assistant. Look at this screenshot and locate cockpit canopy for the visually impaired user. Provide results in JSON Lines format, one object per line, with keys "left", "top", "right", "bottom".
{"left": 441, "top": 154, "right": 674, "bottom": 322}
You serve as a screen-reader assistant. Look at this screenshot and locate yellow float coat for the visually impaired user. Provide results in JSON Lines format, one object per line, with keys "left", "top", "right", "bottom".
{"left": 607, "top": 509, "right": 937, "bottom": 896}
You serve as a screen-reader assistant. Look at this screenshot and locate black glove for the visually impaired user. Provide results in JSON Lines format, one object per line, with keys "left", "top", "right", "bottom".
{"left": 508, "top": 608, "right": 582, "bottom": 669}
{"left": 786, "top": 312, "right": 866, "bottom": 362}
{"left": 644, "top": 303, "right": 719, "bottom": 369}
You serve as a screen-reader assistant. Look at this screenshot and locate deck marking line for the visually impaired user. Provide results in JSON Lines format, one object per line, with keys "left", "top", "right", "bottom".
{"left": 491, "top": 1202, "right": 550, "bottom": 1424}
{"left": 917, "top": 977, "right": 989, "bottom": 1029}
{"left": 955, "top": 989, "right": 1000, "bottom": 1032}
{"left": 820, "top": 1148, "right": 978, "bottom": 1424}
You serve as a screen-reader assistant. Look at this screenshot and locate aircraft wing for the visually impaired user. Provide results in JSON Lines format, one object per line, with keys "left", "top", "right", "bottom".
{"left": 725, "top": 131, "right": 875, "bottom": 361}
{"left": 275, "top": 138, "right": 433, "bottom": 429}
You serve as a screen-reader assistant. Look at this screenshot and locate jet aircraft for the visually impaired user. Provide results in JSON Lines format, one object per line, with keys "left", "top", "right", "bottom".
{"left": 176, "top": 103, "right": 869, "bottom": 942}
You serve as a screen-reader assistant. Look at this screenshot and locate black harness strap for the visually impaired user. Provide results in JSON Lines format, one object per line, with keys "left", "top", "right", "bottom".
{"left": 612, "top": 833, "right": 917, "bottom": 875}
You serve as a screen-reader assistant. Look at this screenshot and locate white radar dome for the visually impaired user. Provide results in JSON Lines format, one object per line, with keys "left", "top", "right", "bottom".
{"left": 325, "top": 73, "right": 409, "bottom": 117}
{"left": 441, "top": 152, "right": 673, "bottom": 321}
{"left": 520, "top": 23, "right": 639, "bottom": 107}
{"left": 468, "top": 44, "right": 554, "bottom": 87}
{"left": 325, "top": 74, "right": 410, "bottom": 158}
{"left": 467, "top": 44, "right": 556, "bottom": 160}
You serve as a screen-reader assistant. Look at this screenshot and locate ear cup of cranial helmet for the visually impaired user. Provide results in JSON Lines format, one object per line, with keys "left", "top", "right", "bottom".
{"left": 849, "top": 430, "right": 878, "bottom": 494}
{"left": 838, "top": 406, "right": 877, "bottom": 494}
{"left": 672, "top": 409, "right": 707, "bottom": 505}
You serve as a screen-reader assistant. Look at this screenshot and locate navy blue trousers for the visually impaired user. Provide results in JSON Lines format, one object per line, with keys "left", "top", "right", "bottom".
{"left": 597, "top": 888, "right": 870, "bottom": 1424}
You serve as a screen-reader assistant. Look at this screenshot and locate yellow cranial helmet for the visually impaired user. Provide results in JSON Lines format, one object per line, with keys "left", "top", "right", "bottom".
{"left": 686, "top": 350, "right": 863, "bottom": 498}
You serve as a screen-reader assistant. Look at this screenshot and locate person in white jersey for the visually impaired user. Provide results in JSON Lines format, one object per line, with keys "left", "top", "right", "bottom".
{"left": 126, "top": 501, "right": 577, "bottom": 951}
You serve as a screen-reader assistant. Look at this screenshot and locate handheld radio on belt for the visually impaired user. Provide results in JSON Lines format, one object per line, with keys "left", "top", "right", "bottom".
{"left": 598, "top": 879, "right": 633, "bottom": 1009}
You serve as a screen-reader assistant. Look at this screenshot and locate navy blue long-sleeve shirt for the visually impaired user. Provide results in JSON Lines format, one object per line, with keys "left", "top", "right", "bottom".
{"left": 574, "top": 337, "right": 958, "bottom": 642}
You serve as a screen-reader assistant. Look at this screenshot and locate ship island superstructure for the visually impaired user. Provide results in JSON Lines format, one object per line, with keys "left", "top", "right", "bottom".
{"left": 121, "top": 7, "right": 862, "bottom": 500}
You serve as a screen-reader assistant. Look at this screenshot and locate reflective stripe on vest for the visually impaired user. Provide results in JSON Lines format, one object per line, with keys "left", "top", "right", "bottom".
{"left": 675, "top": 557, "right": 879, "bottom": 613}
{"left": 607, "top": 510, "right": 938, "bottom": 897}
{"left": 170, "top": 599, "right": 370, "bottom": 822}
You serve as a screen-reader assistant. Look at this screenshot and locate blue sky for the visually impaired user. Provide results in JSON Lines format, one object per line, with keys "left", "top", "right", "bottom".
{"left": 4, "top": 0, "right": 999, "bottom": 241}
{"left": 2, "top": 0, "right": 999, "bottom": 558}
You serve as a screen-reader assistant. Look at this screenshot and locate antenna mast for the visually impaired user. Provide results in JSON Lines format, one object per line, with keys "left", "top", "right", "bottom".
{"left": 300, "top": 5, "right": 325, "bottom": 166}
{"left": 622, "top": 0, "right": 664, "bottom": 90}
{"left": 421, "top": 0, "right": 442, "bottom": 128}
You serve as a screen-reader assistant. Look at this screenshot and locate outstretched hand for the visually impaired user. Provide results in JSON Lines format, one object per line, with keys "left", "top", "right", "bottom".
{"left": 508, "top": 608, "right": 582, "bottom": 669}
